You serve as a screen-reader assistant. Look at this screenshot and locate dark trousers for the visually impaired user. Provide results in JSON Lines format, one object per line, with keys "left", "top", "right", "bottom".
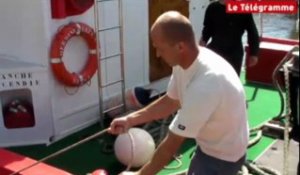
{"left": 219, "top": 53, "right": 243, "bottom": 76}
{"left": 208, "top": 45, "right": 244, "bottom": 76}
{"left": 187, "top": 147, "right": 245, "bottom": 175}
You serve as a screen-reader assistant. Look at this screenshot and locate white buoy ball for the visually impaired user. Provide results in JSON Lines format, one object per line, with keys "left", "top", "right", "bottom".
{"left": 114, "top": 127, "right": 155, "bottom": 168}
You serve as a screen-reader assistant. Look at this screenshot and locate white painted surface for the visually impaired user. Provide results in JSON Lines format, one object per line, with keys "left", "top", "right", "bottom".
{"left": 260, "top": 42, "right": 296, "bottom": 51}
{"left": 189, "top": 0, "right": 210, "bottom": 42}
{"left": 0, "top": 0, "right": 150, "bottom": 146}
{"left": 0, "top": 0, "right": 206, "bottom": 146}
{"left": 0, "top": 59, "right": 53, "bottom": 147}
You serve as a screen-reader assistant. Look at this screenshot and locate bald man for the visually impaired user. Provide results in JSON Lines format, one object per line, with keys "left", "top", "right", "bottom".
{"left": 109, "top": 11, "right": 248, "bottom": 175}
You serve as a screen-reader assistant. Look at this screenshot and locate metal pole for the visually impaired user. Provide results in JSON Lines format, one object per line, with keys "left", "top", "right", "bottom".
{"left": 118, "top": 0, "right": 127, "bottom": 113}
{"left": 93, "top": 0, "right": 105, "bottom": 128}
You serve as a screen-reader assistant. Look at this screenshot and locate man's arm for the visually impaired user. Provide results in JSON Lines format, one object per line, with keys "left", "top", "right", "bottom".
{"left": 246, "top": 15, "right": 260, "bottom": 53}
{"left": 128, "top": 94, "right": 180, "bottom": 126}
{"left": 137, "top": 131, "right": 186, "bottom": 175}
{"left": 109, "top": 94, "right": 180, "bottom": 134}
{"left": 245, "top": 14, "right": 260, "bottom": 67}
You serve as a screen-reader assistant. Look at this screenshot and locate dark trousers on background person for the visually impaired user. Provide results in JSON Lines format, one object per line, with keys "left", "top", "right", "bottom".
{"left": 207, "top": 45, "right": 244, "bottom": 76}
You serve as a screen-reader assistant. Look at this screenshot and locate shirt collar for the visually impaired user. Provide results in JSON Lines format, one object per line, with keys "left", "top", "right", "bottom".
{"left": 182, "top": 51, "right": 201, "bottom": 84}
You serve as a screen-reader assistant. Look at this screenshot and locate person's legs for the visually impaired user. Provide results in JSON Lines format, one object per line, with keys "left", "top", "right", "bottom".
{"left": 187, "top": 147, "right": 245, "bottom": 175}
{"left": 207, "top": 44, "right": 244, "bottom": 76}
{"left": 225, "top": 54, "right": 243, "bottom": 76}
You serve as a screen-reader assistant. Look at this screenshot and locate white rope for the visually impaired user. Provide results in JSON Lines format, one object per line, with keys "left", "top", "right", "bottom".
{"left": 64, "top": 85, "right": 80, "bottom": 95}
{"left": 125, "top": 129, "right": 135, "bottom": 171}
{"left": 283, "top": 63, "right": 291, "bottom": 175}
{"left": 164, "top": 154, "right": 183, "bottom": 170}
{"left": 243, "top": 162, "right": 281, "bottom": 175}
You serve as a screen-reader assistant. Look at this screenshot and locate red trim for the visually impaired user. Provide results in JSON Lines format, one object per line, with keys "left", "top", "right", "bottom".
{"left": 51, "top": 0, "right": 67, "bottom": 19}
{"left": 68, "top": 0, "right": 94, "bottom": 12}
{"left": 0, "top": 149, "right": 71, "bottom": 175}
{"left": 261, "top": 37, "right": 299, "bottom": 45}
{"left": 245, "top": 37, "right": 298, "bottom": 85}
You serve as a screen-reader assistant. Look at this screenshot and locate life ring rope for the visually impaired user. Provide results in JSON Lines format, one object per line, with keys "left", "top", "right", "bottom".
{"left": 50, "top": 22, "right": 98, "bottom": 87}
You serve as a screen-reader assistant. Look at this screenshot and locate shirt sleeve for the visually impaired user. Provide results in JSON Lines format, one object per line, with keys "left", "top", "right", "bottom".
{"left": 169, "top": 75, "right": 221, "bottom": 138}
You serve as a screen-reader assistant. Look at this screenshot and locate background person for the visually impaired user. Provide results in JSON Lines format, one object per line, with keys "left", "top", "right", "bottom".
{"left": 200, "top": 0, "right": 260, "bottom": 75}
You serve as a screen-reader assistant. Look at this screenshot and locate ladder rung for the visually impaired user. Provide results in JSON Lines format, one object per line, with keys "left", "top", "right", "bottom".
{"left": 98, "top": 26, "right": 120, "bottom": 32}
{"left": 100, "top": 53, "right": 121, "bottom": 61}
{"left": 101, "top": 79, "right": 124, "bottom": 88}
{"left": 104, "top": 104, "right": 125, "bottom": 114}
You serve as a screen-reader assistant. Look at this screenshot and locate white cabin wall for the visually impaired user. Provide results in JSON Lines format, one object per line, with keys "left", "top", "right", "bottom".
{"left": 189, "top": 0, "right": 211, "bottom": 42}
{"left": 47, "top": 0, "right": 149, "bottom": 140}
{"left": 0, "top": 0, "right": 49, "bottom": 66}
{"left": 96, "top": 0, "right": 149, "bottom": 98}
{"left": 0, "top": 0, "right": 150, "bottom": 144}
{"left": 0, "top": 0, "right": 210, "bottom": 145}
{"left": 47, "top": 6, "right": 100, "bottom": 140}
{"left": 122, "top": 0, "right": 149, "bottom": 89}
{"left": 48, "top": 0, "right": 208, "bottom": 141}
{"left": 0, "top": 0, "right": 54, "bottom": 146}
{"left": 96, "top": 0, "right": 124, "bottom": 101}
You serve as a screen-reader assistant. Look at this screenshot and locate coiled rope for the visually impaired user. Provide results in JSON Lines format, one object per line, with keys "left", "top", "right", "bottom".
{"left": 238, "top": 46, "right": 299, "bottom": 175}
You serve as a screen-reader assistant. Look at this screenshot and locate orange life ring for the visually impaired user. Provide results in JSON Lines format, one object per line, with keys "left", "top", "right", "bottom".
{"left": 50, "top": 22, "right": 98, "bottom": 87}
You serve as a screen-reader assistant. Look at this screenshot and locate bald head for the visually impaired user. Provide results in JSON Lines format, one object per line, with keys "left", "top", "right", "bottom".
{"left": 151, "top": 11, "right": 196, "bottom": 46}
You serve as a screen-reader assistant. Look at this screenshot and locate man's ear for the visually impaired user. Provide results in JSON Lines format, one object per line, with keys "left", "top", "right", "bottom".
{"left": 176, "top": 42, "right": 185, "bottom": 52}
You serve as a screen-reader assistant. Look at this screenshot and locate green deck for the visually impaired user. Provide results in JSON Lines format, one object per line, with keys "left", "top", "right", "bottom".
{"left": 7, "top": 72, "right": 282, "bottom": 175}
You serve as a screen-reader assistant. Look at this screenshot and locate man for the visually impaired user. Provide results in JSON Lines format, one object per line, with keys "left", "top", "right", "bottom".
{"left": 109, "top": 11, "right": 249, "bottom": 175}
{"left": 200, "top": 0, "right": 260, "bottom": 75}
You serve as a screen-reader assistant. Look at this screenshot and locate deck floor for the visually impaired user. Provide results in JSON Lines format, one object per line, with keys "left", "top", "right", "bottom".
{"left": 257, "top": 139, "right": 299, "bottom": 175}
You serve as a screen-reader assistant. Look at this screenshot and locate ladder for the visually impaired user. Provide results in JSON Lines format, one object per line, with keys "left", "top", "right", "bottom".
{"left": 93, "top": 0, "right": 126, "bottom": 127}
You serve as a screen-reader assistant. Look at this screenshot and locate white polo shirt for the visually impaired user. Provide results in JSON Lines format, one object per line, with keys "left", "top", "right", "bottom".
{"left": 168, "top": 46, "right": 249, "bottom": 162}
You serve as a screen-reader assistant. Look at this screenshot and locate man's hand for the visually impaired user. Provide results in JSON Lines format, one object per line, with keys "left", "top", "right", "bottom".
{"left": 107, "top": 116, "right": 131, "bottom": 135}
{"left": 247, "top": 56, "right": 258, "bottom": 67}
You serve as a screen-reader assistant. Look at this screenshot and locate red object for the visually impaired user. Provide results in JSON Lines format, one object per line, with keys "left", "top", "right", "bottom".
{"left": 51, "top": 0, "right": 94, "bottom": 19}
{"left": 50, "top": 22, "right": 98, "bottom": 87}
{"left": 0, "top": 149, "right": 71, "bottom": 175}
{"left": 245, "top": 37, "right": 299, "bottom": 85}
{"left": 3, "top": 100, "right": 35, "bottom": 129}
{"left": 91, "top": 169, "right": 109, "bottom": 175}
{"left": 92, "top": 169, "right": 108, "bottom": 175}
